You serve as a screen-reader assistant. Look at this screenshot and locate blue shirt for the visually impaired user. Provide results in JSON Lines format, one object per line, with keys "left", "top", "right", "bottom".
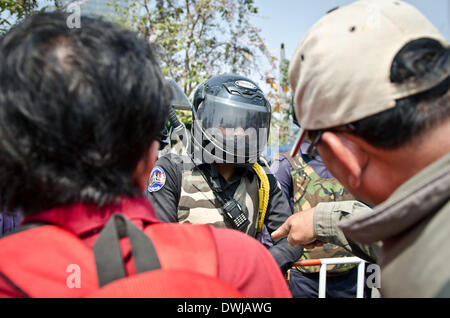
{"left": 0, "top": 210, "right": 22, "bottom": 237}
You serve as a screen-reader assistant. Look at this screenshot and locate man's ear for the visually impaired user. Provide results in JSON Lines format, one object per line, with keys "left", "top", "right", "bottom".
{"left": 134, "top": 140, "right": 160, "bottom": 192}
{"left": 318, "top": 132, "right": 368, "bottom": 189}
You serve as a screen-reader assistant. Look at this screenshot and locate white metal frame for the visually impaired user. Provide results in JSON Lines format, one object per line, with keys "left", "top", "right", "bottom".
{"left": 295, "top": 257, "right": 367, "bottom": 298}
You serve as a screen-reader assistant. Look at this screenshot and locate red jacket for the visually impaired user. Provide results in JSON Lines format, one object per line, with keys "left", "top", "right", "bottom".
{"left": 0, "top": 196, "right": 291, "bottom": 298}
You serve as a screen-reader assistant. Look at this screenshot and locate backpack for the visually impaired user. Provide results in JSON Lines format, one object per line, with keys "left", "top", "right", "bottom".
{"left": 0, "top": 214, "right": 243, "bottom": 298}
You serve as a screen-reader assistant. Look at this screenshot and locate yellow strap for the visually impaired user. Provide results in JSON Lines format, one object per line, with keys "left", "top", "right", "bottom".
{"left": 252, "top": 162, "right": 270, "bottom": 233}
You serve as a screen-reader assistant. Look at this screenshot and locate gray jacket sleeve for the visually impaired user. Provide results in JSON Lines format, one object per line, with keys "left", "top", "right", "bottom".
{"left": 314, "top": 200, "right": 381, "bottom": 263}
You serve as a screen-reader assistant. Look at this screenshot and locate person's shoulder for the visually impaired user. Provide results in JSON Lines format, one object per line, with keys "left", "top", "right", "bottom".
{"left": 211, "top": 226, "right": 260, "bottom": 245}
{"left": 209, "top": 227, "right": 276, "bottom": 271}
{"left": 268, "top": 153, "right": 289, "bottom": 163}
{"left": 276, "top": 154, "right": 293, "bottom": 168}
{"left": 153, "top": 153, "right": 191, "bottom": 178}
{"left": 210, "top": 227, "right": 291, "bottom": 297}
{"left": 157, "top": 153, "right": 183, "bottom": 168}
{"left": 258, "top": 161, "right": 284, "bottom": 191}
{"left": 147, "top": 154, "right": 185, "bottom": 194}
{"left": 269, "top": 154, "right": 292, "bottom": 173}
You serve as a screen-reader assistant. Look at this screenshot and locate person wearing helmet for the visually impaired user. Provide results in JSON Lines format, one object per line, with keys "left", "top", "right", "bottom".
{"left": 146, "top": 74, "right": 303, "bottom": 273}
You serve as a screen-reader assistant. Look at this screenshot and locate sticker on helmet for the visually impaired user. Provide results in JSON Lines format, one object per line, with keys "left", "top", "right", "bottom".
{"left": 235, "top": 80, "right": 257, "bottom": 90}
{"left": 147, "top": 166, "right": 166, "bottom": 193}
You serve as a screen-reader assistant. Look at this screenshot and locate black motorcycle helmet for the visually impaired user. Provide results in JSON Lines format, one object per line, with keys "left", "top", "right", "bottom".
{"left": 192, "top": 74, "right": 271, "bottom": 164}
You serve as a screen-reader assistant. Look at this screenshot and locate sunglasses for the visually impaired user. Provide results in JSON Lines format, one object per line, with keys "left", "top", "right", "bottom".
{"left": 305, "top": 124, "right": 356, "bottom": 159}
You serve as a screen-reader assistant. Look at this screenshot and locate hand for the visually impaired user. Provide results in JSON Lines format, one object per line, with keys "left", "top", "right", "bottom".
{"left": 302, "top": 240, "right": 325, "bottom": 249}
{"left": 271, "top": 207, "right": 323, "bottom": 247}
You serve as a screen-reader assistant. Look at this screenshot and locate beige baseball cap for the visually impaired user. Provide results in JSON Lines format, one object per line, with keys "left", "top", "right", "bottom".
{"left": 289, "top": 0, "right": 450, "bottom": 131}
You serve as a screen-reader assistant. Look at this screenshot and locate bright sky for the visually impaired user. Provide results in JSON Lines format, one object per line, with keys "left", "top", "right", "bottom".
{"left": 251, "top": 0, "right": 450, "bottom": 78}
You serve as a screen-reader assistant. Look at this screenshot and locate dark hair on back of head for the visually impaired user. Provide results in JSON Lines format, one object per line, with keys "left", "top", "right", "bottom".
{"left": 350, "top": 38, "right": 450, "bottom": 149}
{"left": 0, "top": 12, "right": 172, "bottom": 215}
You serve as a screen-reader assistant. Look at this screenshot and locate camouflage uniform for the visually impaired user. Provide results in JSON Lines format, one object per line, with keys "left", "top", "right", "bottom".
{"left": 178, "top": 163, "right": 260, "bottom": 237}
{"left": 147, "top": 152, "right": 304, "bottom": 272}
{"left": 282, "top": 153, "right": 356, "bottom": 274}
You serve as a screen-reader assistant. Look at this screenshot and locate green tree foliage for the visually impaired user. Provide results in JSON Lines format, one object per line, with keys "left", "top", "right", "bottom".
{"left": 266, "top": 58, "right": 296, "bottom": 148}
{"left": 109, "top": 0, "right": 275, "bottom": 98}
{"left": 0, "top": 0, "right": 38, "bottom": 34}
{"left": 0, "top": 0, "right": 63, "bottom": 35}
{"left": 109, "top": 0, "right": 286, "bottom": 142}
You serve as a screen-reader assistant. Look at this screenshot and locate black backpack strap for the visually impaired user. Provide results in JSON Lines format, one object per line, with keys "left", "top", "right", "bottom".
{"left": 92, "top": 214, "right": 162, "bottom": 287}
